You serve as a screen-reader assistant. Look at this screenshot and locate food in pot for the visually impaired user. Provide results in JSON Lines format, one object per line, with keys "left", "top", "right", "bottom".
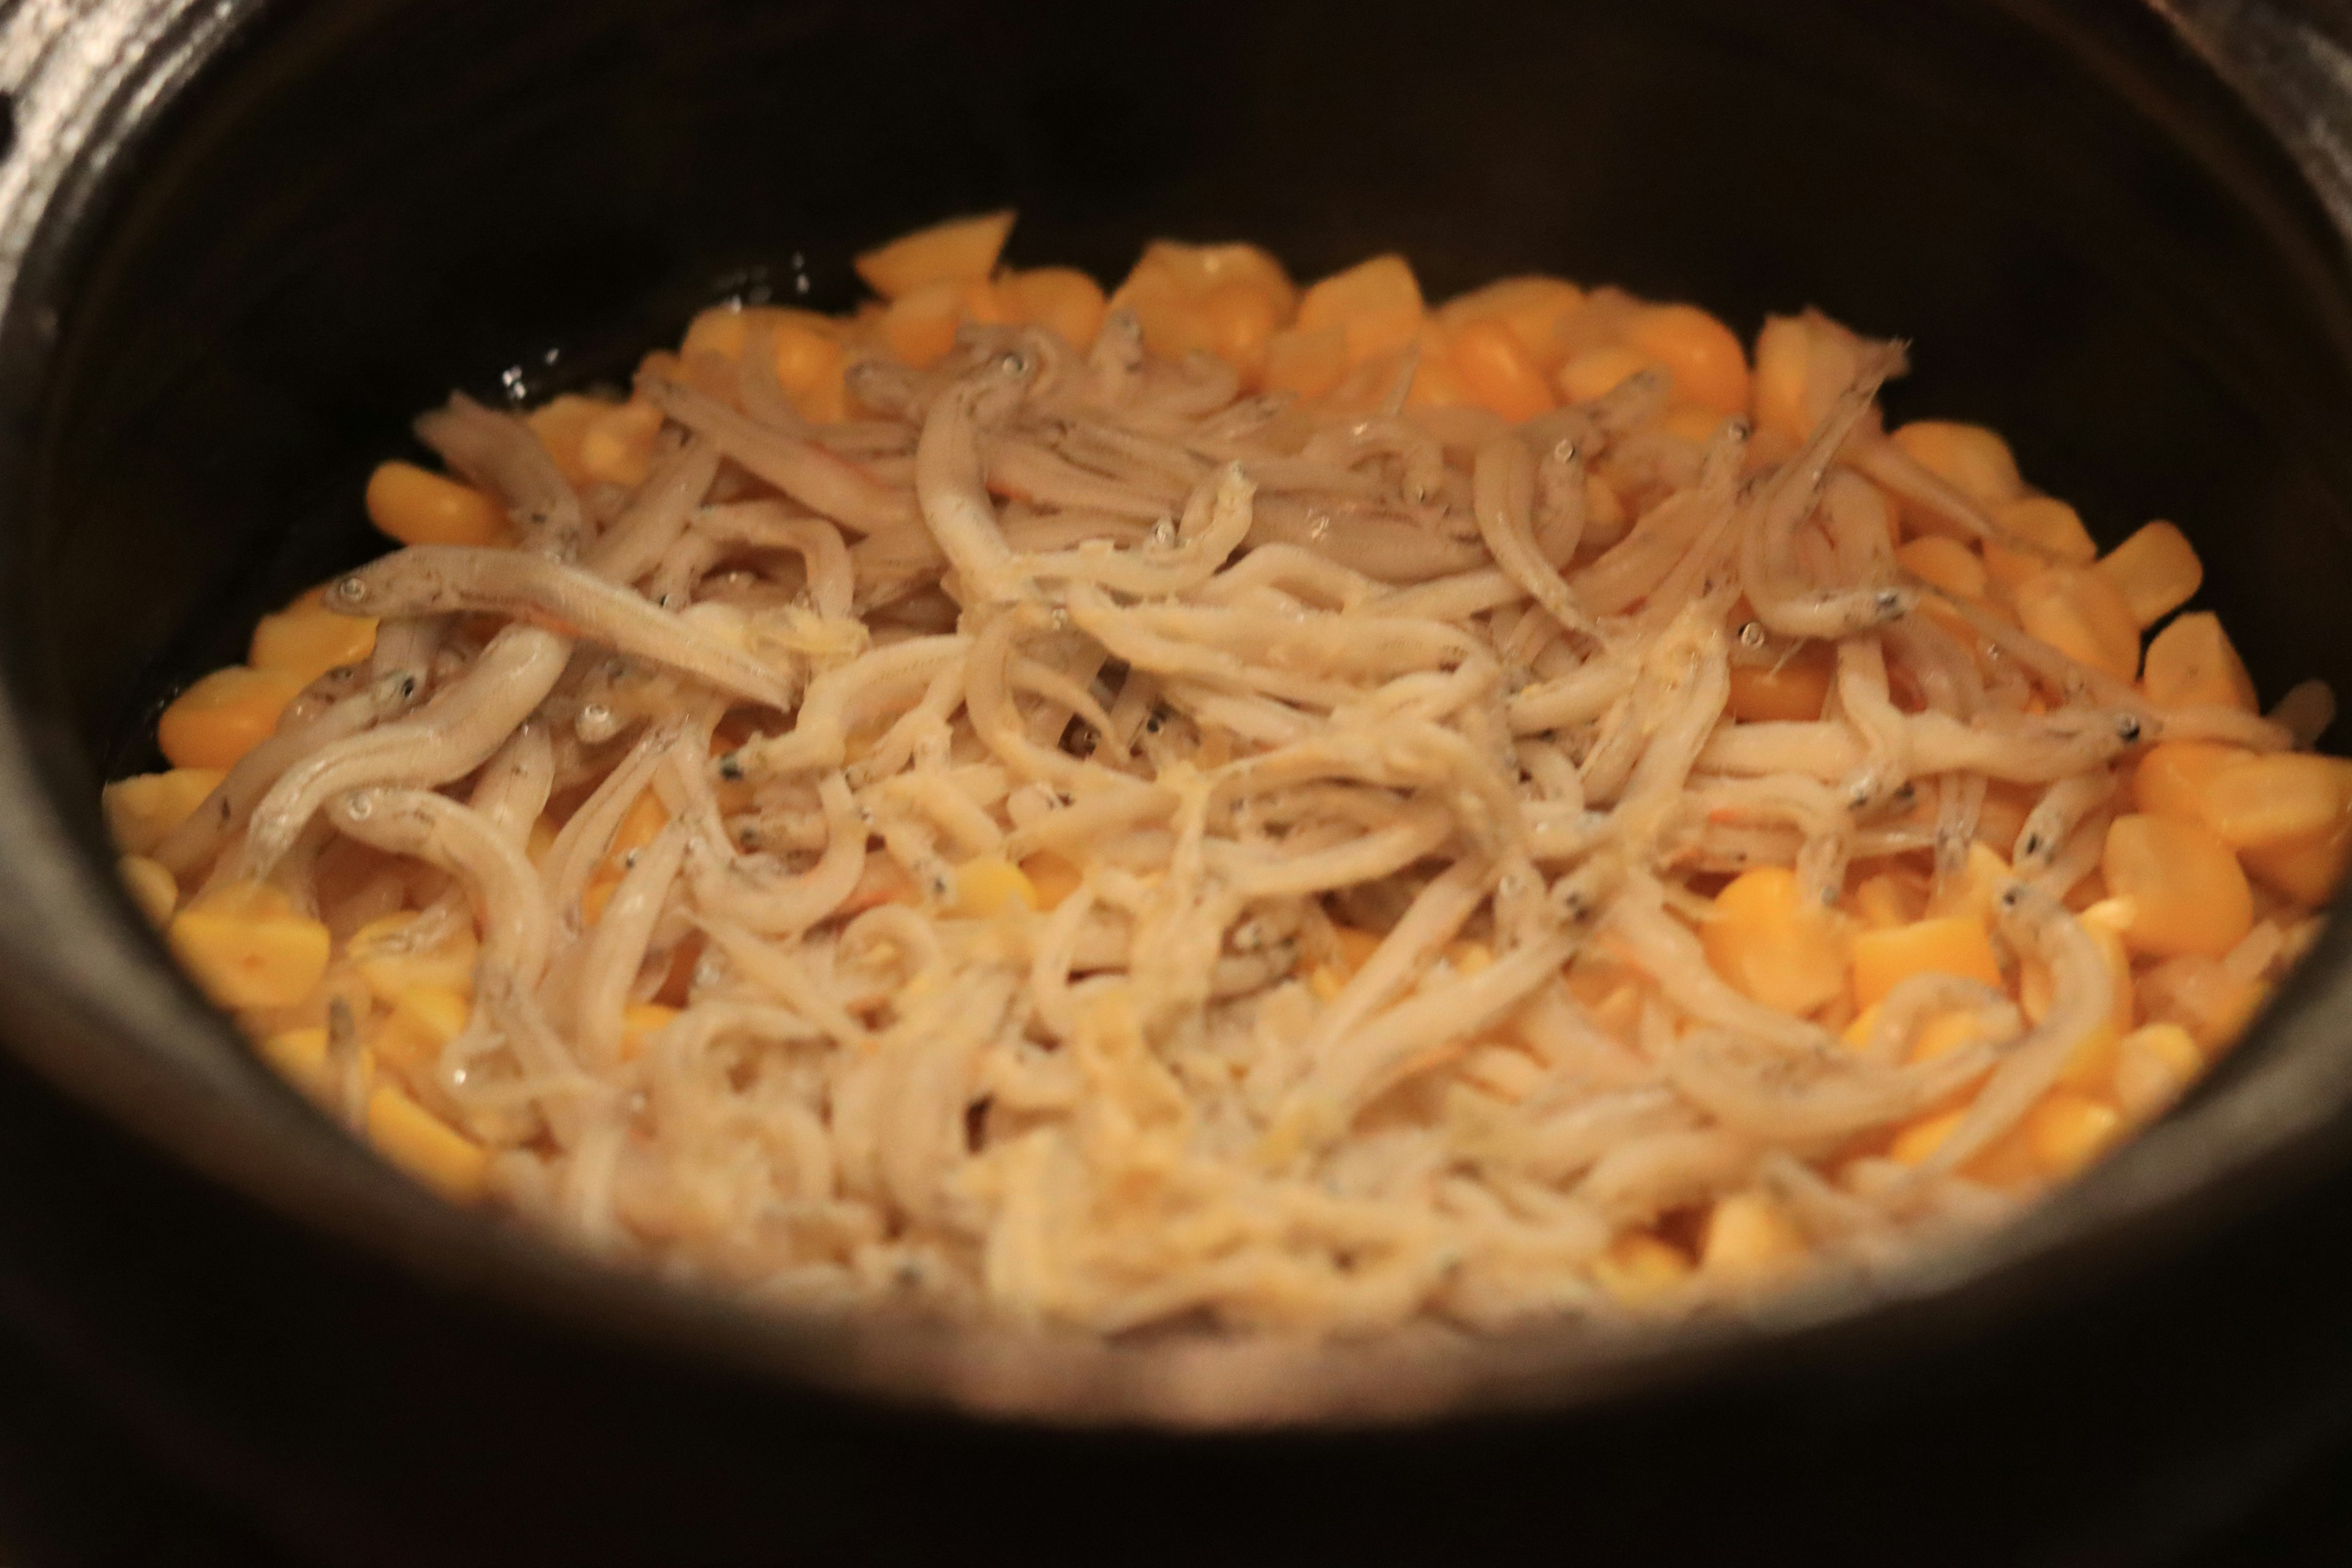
{"left": 103, "top": 213, "right": 2344, "bottom": 1331}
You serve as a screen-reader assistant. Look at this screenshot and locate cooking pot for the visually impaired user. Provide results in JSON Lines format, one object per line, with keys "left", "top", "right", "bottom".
{"left": 4, "top": 0, "right": 2352, "bottom": 1562}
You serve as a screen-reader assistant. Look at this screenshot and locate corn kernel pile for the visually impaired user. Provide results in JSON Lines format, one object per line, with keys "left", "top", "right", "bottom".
{"left": 104, "top": 212, "right": 2340, "bottom": 1329}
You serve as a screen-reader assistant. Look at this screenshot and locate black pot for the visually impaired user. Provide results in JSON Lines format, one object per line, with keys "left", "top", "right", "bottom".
{"left": 5, "top": 0, "right": 2352, "bottom": 1562}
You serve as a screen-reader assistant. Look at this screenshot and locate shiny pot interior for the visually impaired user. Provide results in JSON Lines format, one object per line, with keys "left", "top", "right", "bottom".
{"left": 4, "top": 0, "right": 2352, "bottom": 1562}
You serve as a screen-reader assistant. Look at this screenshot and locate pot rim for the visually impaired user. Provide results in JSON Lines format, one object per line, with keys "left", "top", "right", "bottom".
{"left": 2, "top": 0, "right": 2351, "bottom": 1431}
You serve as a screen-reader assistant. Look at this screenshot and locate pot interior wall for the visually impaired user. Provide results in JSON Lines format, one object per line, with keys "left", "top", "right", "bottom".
{"left": 10, "top": 0, "right": 2351, "bottom": 1101}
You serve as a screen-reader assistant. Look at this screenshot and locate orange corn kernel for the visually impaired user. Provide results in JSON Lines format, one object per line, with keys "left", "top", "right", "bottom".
{"left": 1896, "top": 535, "right": 1988, "bottom": 600}
{"left": 1849, "top": 915, "right": 2003, "bottom": 1009}
{"left": 1726, "top": 642, "right": 1836, "bottom": 722}
{"left": 374, "top": 985, "right": 470, "bottom": 1072}
{"left": 952, "top": 857, "right": 1038, "bottom": 918}
{"left": 348, "top": 911, "right": 479, "bottom": 1003}
{"left": 1890, "top": 421, "right": 2025, "bottom": 510}
{"left": 2130, "top": 741, "right": 2245, "bottom": 822}
{"left": 1019, "top": 851, "right": 1085, "bottom": 911}
{"left": 1296, "top": 254, "right": 1425, "bottom": 366}
{"left": 578, "top": 399, "right": 665, "bottom": 487}
{"left": 1750, "top": 313, "right": 1860, "bottom": 442}
{"left": 104, "top": 767, "right": 225, "bottom": 856}
{"left": 2101, "top": 813, "right": 2255, "bottom": 958}
{"left": 2113, "top": 1022, "right": 2204, "bottom": 1118}
{"left": 364, "top": 461, "right": 507, "bottom": 548}
{"left": 249, "top": 603, "right": 377, "bottom": 687}
{"left": 524, "top": 393, "right": 606, "bottom": 484}
{"left": 1131, "top": 240, "right": 1298, "bottom": 316}
{"left": 157, "top": 666, "right": 303, "bottom": 771}
{"left": 1702, "top": 865, "right": 1850, "bottom": 1015}
{"left": 1449, "top": 317, "right": 1556, "bottom": 421}
{"left": 2096, "top": 521, "right": 2202, "bottom": 628}
{"left": 999, "top": 266, "right": 1107, "bottom": 350}
{"left": 766, "top": 318, "right": 850, "bottom": 424}
{"left": 2138, "top": 953, "right": 2268, "bottom": 1050}
{"left": 1262, "top": 324, "right": 1351, "bottom": 401}
{"left": 1889, "top": 1107, "right": 1967, "bottom": 1167}
{"left": 2011, "top": 565, "right": 2142, "bottom": 682}
{"left": 854, "top": 210, "right": 1015, "bottom": 300}
{"left": 1993, "top": 496, "right": 2098, "bottom": 565}
{"left": 620, "top": 1001, "right": 679, "bottom": 1061}
{"left": 2027, "top": 1090, "right": 2125, "bottom": 1178}
{"left": 119, "top": 853, "right": 179, "bottom": 926}
{"left": 366, "top": 1084, "right": 489, "bottom": 1202}
{"left": 1700, "top": 1191, "right": 1805, "bottom": 1280}
{"left": 1555, "top": 344, "right": 1653, "bottom": 406}
{"left": 2142, "top": 611, "right": 2258, "bottom": 712}
{"left": 2194, "top": 752, "right": 2352, "bottom": 849}
{"left": 168, "top": 883, "right": 333, "bottom": 1012}
{"left": 1435, "top": 275, "right": 1585, "bottom": 371}
{"left": 1850, "top": 872, "right": 1924, "bottom": 930}
{"left": 880, "top": 277, "right": 1005, "bottom": 370}
{"left": 1193, "top": 280, "right": 1287, "bottom": 387}
{"left": 1623, "top": 304, "right": 1750, "bottom": 417}
{"left": 1593, "top": 1232, "right": 1692, "bottom": 1306}
{"left": 1659, "top": 403, "right": 1724, "bottom": 445}
{"left": 2240, "top": 815, "right": 2352, "bottom": 906}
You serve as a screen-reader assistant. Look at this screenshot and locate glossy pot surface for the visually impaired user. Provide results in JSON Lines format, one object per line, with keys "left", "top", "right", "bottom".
{"left": 4, "top": 1, "right": 2352, "bottom": 1562}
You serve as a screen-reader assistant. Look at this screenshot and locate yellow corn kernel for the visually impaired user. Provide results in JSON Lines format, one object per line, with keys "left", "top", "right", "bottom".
{"left": 157, "top": 666, "right": 303, "bottom": 771}
{"left": 168, "top": 883, "right": 332, "bottom": 1011}
{"left": 1890, "top": 1107, "right": 1967, "bottom": 1166}
{"left": 1296, "top": 254, "right": 1425, "bottom": 366}
{"left": 2011, "top": 565, "right": 2141, "bottom": 682}
{"left": 1849, "top": 914, "right": 2002, "bottom": 1009}
{"left": 578, "top": 399, "right": 665, "bottom": 488}
{"left": 1622, "top": 303, "right": 1750, "bottom": 417}
{"left": 1435, "top": 275, "right": 1584, "bottom": 371}
{"left": 364, "top": 460, "right": 507, "bottom": 547}
{"left": 1307, "top": 965, "right": 1346, "bottom": 1003}
{"left": 2113, "top": 1022, "right": 2203, "bottom": 1118}
{"left": 1019, "top": 851, "right": 1085, "bottom": 911}
{"left": 1658, "top": 402, "right": 1723, "bottom": 444}
{"left": 2241, "top": 814, "right": 2352, "bottom": 907}
{"left": 374, "top": 985, "right": 469, "bottom": 1071}
{"left": 2195, "top": 752, "right": 2352, "bottom": 850}
{"left": 1703, "top": 865, "right": 1850, "bottom": 1015}
{"left": 954, "top": 856, "right": 1038, "bottom": 918}
{"left": 258, "top": 1025, "right": 350, "bottom": 1101}
{"left": 1449, "top": 317, "right": 1556, "bottom": 421}
{"left": 249, "top": 602, "right": 377, "bottom": 687}
{"left": 854, "top": 210, "right": 1015, "bottom": 300}
{"left": 764, "top": 318, "right": 850, "bottom": 423}
{"left": 2027, "top": 1090, "right": 2124, "bottom": 1178}
{"left": 1593, "top": 1232, "right": 1692, "bottom": 1306}
{"left": 1895, "top": 535, "right": 1989, "bottom": 600}
{"left": 1890, "top": 421, "right": 2024, "bottom": 510}
{"left": 118, "top": 854, "right": 178, "bottom": 927}
{"left": 1133, "top": 240, "right": 1297, "bottom": 315}
{"left": 366, "top": 1084, "right": 488, "bottom": 1202}
{"left": 348, "top": 911, "right": 479, "bottom": 1003}
{"left": 1725, "top": 641, "right": 1835, "bottom": 723}
{"left": 1555, "top": 343, "right": 1653, "bottom": 405}
{"left": 2102, "top": 813, "right": 2254, "bottom": 958}
{"left": 1261, "top": 323, "right": 1351, "bottom": 401}
{"left": 2142, "top": 611, "right": 2257, "bottom": 713}
{"left": 1750, "top": 314, "right": 1842, "bottom": 442}
{"left": 1000, "top": 266, "right": 1108, "bottom": 351}
{"left": 102, "top": 767, "right": 225, "bottom": 855}
{"left": 2130, "top": 741, "right": 2244, "bottom": 822}
{"left": 1701, "top": 1191, "right": 1806, "bottom": 1279}
{"left": 620, "top": 1001, "right": 679, "bottom": 1060}
{"left": 2096, "top": 521, "right": 2202, "bottom": 628}
{"left": 1993, "top": 496, "right": 2098, "bottom": 564}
